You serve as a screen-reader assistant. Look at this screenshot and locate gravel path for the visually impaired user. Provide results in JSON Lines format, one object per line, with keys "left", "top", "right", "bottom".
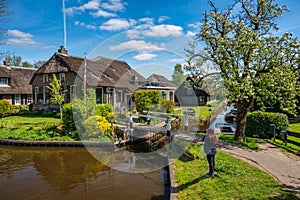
{"left": 218, "top": 141, "right": 300, "bottom": 196}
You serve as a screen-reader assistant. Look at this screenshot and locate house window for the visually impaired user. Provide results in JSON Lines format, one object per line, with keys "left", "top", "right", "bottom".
{"left": 43, "top": 74, "right": 48, "bottom": 83}
{"left": 14, "top": 95, "right": 21, "bottom": 105}
{"left": 161, "top": 91, "right": 167, "bottom": 100}
{"left": 116, "top": 90, "right": 122, "bottom": 103}
{"left": 70, "top": 85, "right": 77, "bottom": 101}
{"left": 59, "top": 73, "right": 65, "bottom": 82}
{"left": 43, "top": 86, "right": 49, "bottom": 104}
{"left": 0, "top": 77, "right": 9, "bottom": 85}
{"left": 27, "top": 95, "right": 33, "bottom": 105}
{"left": 170, "top": 91, "right": 174, "bottom": 101}
{"left": 34, "top": 87, "right": 39, "bottom": 104}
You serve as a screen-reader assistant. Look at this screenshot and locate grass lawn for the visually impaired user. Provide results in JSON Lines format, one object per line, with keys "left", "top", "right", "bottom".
{"left": 0, "top": 114, "right": 76, "bottom": 141}
{"left": 174, "top": 144, "right": 297, "bottom": 200}
{"left": 289, "top": 123, "right": 300, "bottom": 133}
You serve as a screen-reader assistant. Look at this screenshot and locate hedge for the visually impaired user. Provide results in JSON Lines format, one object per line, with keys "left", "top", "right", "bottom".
{"left": 245, "top": 111, "right": 289, "bottom": 138}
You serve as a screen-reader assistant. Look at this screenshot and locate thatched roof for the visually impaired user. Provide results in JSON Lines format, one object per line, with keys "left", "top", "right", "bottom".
{"left": 145, "top": 73, "right": 177, "bottom": 88}
{"left": 0, "top": 65, "right": 37, "bottom": 94}
{"left": 31, "top": 52, "right": 147, "bottom": 92}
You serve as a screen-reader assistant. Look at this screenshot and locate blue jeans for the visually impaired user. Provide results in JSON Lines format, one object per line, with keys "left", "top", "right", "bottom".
{"left": 206, "top": 154, "right": 216, "bottom": 175}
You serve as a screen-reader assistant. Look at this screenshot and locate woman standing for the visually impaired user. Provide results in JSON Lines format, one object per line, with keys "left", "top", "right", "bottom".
{"left": 203, "top": 128, "right": 219, "bottom": 178}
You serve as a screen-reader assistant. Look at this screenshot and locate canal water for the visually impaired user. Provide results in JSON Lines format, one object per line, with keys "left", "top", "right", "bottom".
{"left": 0, "top": 146, "right": 169, "bottom": 200}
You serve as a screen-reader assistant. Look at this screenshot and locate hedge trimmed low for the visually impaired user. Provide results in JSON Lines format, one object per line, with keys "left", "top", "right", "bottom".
{"left": 245, "top": 111, "right": 289, "bottom": 138}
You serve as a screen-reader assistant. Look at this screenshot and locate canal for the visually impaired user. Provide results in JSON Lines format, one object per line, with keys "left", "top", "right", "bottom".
{"left": 0, "top": 146, "right": 169, "bottom": 200}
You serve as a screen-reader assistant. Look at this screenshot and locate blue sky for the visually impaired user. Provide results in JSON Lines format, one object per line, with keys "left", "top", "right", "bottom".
{"left": 2, "top": 0, "right": 300, "bottom": 79}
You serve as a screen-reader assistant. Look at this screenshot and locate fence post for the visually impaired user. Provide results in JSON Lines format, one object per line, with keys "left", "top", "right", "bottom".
{"left": 147, "top": 113, "right": 151, "bottom": 125}
{"left": 129, "top": 114, "right": 133, "bottom": 142}
{"left": 184, "top": 115, "right": 189, "bottom": 131}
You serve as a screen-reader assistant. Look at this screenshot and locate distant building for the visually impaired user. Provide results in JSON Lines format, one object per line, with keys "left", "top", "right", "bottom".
{"left": 0, "top": 61, "right": 36, "bottom": 105}
{"left": 139, "top": 73, "right": 177, "bottom": 101}
{"left": 175, "top": 79, "right": 210, "bottom": 106}
{"left": 30, "top": 46, "right": 146, "bottom": 111}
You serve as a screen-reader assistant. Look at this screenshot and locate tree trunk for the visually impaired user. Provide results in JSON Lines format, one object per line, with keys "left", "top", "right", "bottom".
{"left": 60, "top": 104, "right": 62, "bottom": 122}
{"left": 234, "top": 100, "right": 252, "bottom": 142}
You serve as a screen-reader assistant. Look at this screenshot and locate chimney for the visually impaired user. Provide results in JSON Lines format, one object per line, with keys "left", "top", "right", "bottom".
{"left": 3, "top": 60, "right": 10, "bottom": 66}
{"left": 58, "top": 46, "right": 68, "bottom": 55}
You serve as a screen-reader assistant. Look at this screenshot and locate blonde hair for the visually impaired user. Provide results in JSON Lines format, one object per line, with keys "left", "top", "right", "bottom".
{"left": 206, "top": 128, "right": 219, "bottom": 143}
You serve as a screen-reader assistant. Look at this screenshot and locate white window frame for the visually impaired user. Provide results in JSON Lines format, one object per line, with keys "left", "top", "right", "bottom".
{"left": 0, "top": 77, "right": 9, "bottom": 85}
{"left": 59, "top": 73, "right": 65, "bottom": 82}
{"left": 43, "top": 74, "right": 48, "bottom": 83}
{"left": 43, "top": 86, "right": 49, "bottom": 104}
{"left": 34, "top": 87, "right": 39, "bottom": 104}
{"left": 70, "top": 85, "right": 77, "bottom": 101}
{"left": 27, "top": 94, "right": 33, "bottom": 105}
{"left": 14, "top": 94, "right": 21, "bottom": 105}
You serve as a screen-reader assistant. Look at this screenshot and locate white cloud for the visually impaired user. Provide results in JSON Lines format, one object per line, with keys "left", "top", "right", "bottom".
{"left": 75, "top": 21, "right": 97, "bottom": 30}
{"left": 134, "top": 53, "right": 157, "bottom": 60}
{"left": 65, "top": 0, "right": 100, "bottom": 15}
{"left": 126, "top": 24, "right": 184, "bottom": 39}
{"left": 110, "top": 40, "right": 164, "bottom": 51}
{"left": 7, "top": 29, "right": 33, "bottom": 38}
{"left": 100, "top": 18, "right": 136, "bottom": 31}
{"left": 90, "top": 10, "right": 116, "bottom": 17}
{"left": 6, "top": 29, "right": 53, "bottom": 49}
{"left": 188, "top": 22, "right": 201, "bottom": 29}
{"left": 186, "top": 31, "right": 197, "bottom": 37}
{"left": 143, "top": 24, "right": 184, "bottom": 37}
{"left": 101, "top": 0, "right": 127, "bottom": 12}
{"left": 168, "top": 58, "right": 184, "bottom": 63}
{"left": 158, "top": 16, "right": 169, "bottom": 23}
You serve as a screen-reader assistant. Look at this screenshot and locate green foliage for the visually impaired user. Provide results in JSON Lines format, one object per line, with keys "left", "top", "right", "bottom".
{"left": 134, "top": 90, "right": 162, "bottom": 113}
{"left": 160, "top": 100, "right": 175, "bottom": 113}
{"left": 10, "top": 105, "right": 20, "bottom": 115}
{"left": 245, "top": 111, "right": 289, "bottom": 138}
{"left": 190, "top": 0, "right": 299, "bottom": 141}
{"left": 0, "top": 99, "right": 11, "bottom": 118}
{"left": 62, "top": 103, "right": 76, "bottom": 131}
{"left": 95, "top": 104, "right": 113, "bottom": 118}
{"left": 83, "top": 115, "right": 111, "bottom": 139}
{"left": 171, "top": 64, "right": 185, "bottom": 86}
{"left": 47, "top": 74, "right": 67, "bottom": 121}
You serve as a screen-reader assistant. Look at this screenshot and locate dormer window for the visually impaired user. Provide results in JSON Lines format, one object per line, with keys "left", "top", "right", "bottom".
{"left": 43, "top": 74, "right": 48, "bottom": 83}
{"left": 0, "top": 77, "right": 9, "bottom": 85}
{"left": 59, "top": 73, "right": 65, "bottom": 82}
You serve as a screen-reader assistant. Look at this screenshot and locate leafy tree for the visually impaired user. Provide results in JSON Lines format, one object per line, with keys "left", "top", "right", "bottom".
{"left": 47, "top": 74, "right": 66, "bottom": 121}
{"left": 171, "top": 64, "right": 186, "bottom": 86}
{"left": 5, "top": 54, "right": 22, "bottom": 66}
{"left": 21, "top": 61, "right": 32, "bottom": 68}
{"left": 188, "top": 0, "right": 300, "bottom": 141}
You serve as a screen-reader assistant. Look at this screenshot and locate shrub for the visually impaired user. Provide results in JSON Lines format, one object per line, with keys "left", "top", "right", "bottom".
{"left": 0, "top": 99, "right": 11, "bottom": 118}
{"left": 160, "top": 100, "right": 175, "bottom": 113}
{"left": 134, "top": 90, "right": 162, "bottom": 113}
{"left": 83, "top": 115, "right": 111, "bottom": 138}
{"left": 10, "top": 105, "right": 21, "bottom": 115}
{"left": 95, "top": 104, "right": 113, "bottom": 118}
{"left": 62, "top": 103, "right": 76, "bottom": 131}
{"left": 245, "top": 111, "right": 289, "bottom": 138}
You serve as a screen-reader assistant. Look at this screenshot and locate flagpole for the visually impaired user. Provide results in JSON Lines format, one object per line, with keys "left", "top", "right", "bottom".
{"left": 84, "top": 53, "right": 87, "bottom": 100}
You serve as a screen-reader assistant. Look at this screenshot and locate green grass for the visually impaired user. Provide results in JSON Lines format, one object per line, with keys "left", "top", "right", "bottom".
{"left": 218, "top": 134, "right": 263, "bottom": 150}
{"left": 174, "top": 144, "right": 298, "bottom": 200}
{"left": 0, "top": 115, "right": 76, "bottom": 141}
{"left": 289, "top": 122, "right": 300, "bottom": 133}
{"left": 267, "top": 138, "right": 300, "bottom": 154}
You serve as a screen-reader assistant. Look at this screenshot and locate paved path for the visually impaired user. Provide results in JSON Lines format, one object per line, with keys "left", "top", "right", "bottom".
{"left": 218, "top": 141, "right": 300, "bottom": 196}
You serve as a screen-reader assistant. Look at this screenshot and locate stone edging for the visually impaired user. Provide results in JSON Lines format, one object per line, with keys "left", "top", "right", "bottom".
{"left": 0, "top": 139, "right": 113, "bottom": 147}
{"left": 168, "top": 158, "right": 177, "bottom": 200}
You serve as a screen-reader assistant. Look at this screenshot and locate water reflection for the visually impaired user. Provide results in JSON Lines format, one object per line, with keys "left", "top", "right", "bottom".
{"left": 0, "top": 146, "right": 168, "bottom": 200}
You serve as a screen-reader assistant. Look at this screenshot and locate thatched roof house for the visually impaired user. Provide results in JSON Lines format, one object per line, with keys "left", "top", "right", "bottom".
{"left": 0, "top": 63, "right": 36, "bottom": 105}
{"left": 30, "top": 46, "right": 147, "bottom": 110}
